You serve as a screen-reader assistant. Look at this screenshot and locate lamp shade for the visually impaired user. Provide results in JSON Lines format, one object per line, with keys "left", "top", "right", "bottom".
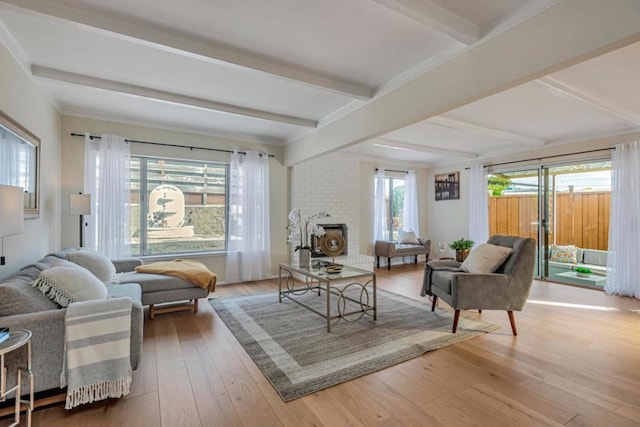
{"left": 70, "top": 193, "right": 92, "bottom": 215}
{"left": 0, "top": 185, "right": 24, "bottom": 237}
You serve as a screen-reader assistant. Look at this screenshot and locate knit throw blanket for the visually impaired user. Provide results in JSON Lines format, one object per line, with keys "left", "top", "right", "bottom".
{"left": 61, "top": 297, "right": 132, "bottom": 409}
{"left": 135, "top": 259, "right": 217, "bottom": 291}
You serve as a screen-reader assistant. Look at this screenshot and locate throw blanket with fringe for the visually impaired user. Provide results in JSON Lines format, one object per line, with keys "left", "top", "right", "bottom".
{"left": 61, "top": 297, "right": 132, "bottom": 409}
{"left": 135, "top": 259, "right": 217, "bottom": 291}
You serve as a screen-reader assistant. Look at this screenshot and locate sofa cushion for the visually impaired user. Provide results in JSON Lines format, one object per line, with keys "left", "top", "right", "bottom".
{"left": 66, "top": 249, "right": 117, "bottom": 284}
{"left": 0, "top": 268, "right": 59, "bottom": 316}
{"left": 107, "top": 283, "right": 142, "bottom": 301}
{"left": 399, "top": 230, "right": 419, "bottom": 245}
{"left": 583, "top": 250, "right": 608, "bottom": 267}
{"left": 550, "top": 244, "right": 577, "bottom": 264}
{"left": 461, "top": 243, "right": 512, "bottom": 274}
{"left": 117, "top": 271, "right": 198, "bottom": 293}
{"left": 32, "top": 259, "right": 108, "bottom": 307}
{"left": 431, "top": 270, "right": 457, "bottom": 294}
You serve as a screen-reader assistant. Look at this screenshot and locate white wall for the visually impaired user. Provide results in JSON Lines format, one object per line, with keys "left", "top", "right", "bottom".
{"left": 60, "top": 115, "right": 289, "bottom": 282}
{"left": 291, "top": 152, "right": 362, "bottom": 259}
{"left": 0, "top": 42, "right": 61, "bottom": 279}
{"left": 426, "top": 132, "right": 640, "bottom": 259}
{"left": 291, "top": 153, "right": 430, "bottom": 262}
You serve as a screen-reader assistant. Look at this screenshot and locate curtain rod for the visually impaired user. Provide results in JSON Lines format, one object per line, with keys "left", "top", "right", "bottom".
{"left": 463, "top": 146, "right": 616, "bottom": 170}
{"left": 375, "top": 168, "right": 408, "bottom": 173}
{"left": 70, "top": 133, "right": 275, "bottom": 157}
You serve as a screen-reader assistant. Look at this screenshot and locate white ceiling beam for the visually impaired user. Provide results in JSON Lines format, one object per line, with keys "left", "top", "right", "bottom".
{"left": 375, "top": 138, "right": 478, "bottom": 158}
{"left": 429, "top": 116, "right": 546, "bottom": 146}
{"left": 285, "top": 0, "right": 640, "bottom": 166}
{"left": 372, "top": 0, "right": 480, "bottom": 45}
{"left": 1, "top": 0, "right": 372, "bottom": 100}
{"left": 537, "top": 76, "right": 640, "bottom": 128}
{"left": 31, "top": 65, "right": 317, "bottom": 128}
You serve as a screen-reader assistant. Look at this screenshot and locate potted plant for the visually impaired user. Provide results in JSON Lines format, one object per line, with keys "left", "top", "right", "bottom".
{"left": 449, "top": 238, "right": 474, "bottom": 262}
{"left": 574, "top": 267, "right": 592, "bottom": 278}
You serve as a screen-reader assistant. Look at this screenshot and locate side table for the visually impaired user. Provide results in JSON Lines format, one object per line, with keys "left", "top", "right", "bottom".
{"left": 1, "top": 329, "right": 33, "bottom": 427}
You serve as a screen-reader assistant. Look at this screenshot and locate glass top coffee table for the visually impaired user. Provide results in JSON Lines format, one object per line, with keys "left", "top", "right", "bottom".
{"left": 278, "top": 261, "right": 376, "bottom": 332}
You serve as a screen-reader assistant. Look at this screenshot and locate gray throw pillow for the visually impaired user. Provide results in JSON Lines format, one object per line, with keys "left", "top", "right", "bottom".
{"left": 460, "top": 243, "right": 512, "bottom": 274}
{"left": 66, "top": 249, "right": 116, "bottom": 284}
{"left": 32, "top": 259, "right": 108, "bottom": 307}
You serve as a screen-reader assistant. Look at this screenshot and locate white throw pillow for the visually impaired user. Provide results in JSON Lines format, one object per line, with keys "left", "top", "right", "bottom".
{"left": 32, "top": 259, "right": 108, "bottom": 307}
{"left": 399, "top": 230, "right": 420, "bottom": 245}
{"left": 460, "top": 243, "right": 512, "bottom": 274}
{"left": 66, "top": 249, "right": 116, "bottom": 284}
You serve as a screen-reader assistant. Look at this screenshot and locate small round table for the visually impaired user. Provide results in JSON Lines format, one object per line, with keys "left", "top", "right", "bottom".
{"left": 0, "top": 329, "right": 33, "bottom": 427}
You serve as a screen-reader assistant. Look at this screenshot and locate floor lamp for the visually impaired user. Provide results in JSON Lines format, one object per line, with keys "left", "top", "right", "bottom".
{"left": 69, "top": 193, "right": 92, "bottom": 248}
{"left": 0, "top": 185, "right": 24, "bottom": 266}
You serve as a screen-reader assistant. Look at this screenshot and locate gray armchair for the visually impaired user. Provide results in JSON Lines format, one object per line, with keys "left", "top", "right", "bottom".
{"left": 421, "top": 235, "right": 536, "bottom": 335}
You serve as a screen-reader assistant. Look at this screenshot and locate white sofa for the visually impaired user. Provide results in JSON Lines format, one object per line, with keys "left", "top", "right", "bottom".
{"left": 548, "top": 248, "right": 608, "bottom": 276}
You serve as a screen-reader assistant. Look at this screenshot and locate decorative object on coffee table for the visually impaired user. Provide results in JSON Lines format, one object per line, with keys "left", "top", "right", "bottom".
{"left": 286, "top": 209, "right": 330, "bottom": 266}
{"left": 449, "top": 237, "right": 474, "bottom": 262}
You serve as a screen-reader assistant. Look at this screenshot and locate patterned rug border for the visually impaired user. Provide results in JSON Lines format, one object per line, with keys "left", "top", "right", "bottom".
{"left": 209, "top": 289, "right": 499, "bottom": 401}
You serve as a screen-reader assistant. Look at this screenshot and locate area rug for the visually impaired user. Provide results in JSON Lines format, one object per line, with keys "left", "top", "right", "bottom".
{"left": 209, "top": 289, "right": 499, "bottom": 401}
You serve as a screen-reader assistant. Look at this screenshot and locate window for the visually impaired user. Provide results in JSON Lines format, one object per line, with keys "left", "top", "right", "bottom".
{"left": 129, "top": 157, "right": 228, "bottom": 256}
{"left": 376, "top": 175, "right": 405, "bottom": 241}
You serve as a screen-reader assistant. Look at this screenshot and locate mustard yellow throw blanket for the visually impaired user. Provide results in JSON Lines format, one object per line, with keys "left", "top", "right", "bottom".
{"left": 135, "top": 260, "right": 217, "bottom": 291}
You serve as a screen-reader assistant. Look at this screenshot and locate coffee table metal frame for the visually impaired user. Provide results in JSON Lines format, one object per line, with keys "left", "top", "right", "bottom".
{"left": 0, "top": 329, "right": 33, "bottom": 427}
{"left": 278, "top": 261, "right": 376, "bottom": 332}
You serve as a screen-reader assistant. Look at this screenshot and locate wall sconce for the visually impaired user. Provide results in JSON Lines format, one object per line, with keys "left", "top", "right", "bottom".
{"left": 0, "top": 185, "right": 24, "bottom": 266}
{"left": 69, "top": 193, "right": 92, "bottom": 248}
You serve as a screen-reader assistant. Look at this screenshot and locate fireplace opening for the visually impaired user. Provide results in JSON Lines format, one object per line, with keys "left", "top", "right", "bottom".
{"left": 311, "top": 224, "right": 348, "bottom": 257}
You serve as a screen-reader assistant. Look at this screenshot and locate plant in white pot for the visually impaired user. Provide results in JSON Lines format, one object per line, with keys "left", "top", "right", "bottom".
{"left": 449, "top": 238, "right": 474, "bottom": 262}
{"left": 287, "top": 209, "right": 330, "bottom": 266}
{"left": 574, "top": 267, "right": 592, "bottom": 278}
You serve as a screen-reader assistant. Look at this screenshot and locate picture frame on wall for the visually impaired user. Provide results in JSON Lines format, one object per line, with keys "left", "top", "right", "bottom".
{"left": 435, "top": 171, "right": 460, "bottom": 201}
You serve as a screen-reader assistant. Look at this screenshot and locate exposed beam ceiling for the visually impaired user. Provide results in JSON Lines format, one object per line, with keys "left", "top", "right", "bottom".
{"left": 374, "top": 138, "right": 478, "bottom": 158}
{"left": 372, "top": 0, "right": 480, "bottom": 45}
{"left": 537, "top": 76, "right": 640, "bottom": 129}
{"left": 1, "top": 0, "right": 373, "bottom": 100}
{"left": 32, "top": 65, "right": 318, "bottom": 128}
{"left": 285, "top": 0, "right": 640, "bottom": 166}
{"left": 429, "top": 116, "right": 545, "bottom": 146}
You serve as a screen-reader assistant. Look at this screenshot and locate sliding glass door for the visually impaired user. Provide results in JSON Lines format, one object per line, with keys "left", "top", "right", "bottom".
{"left": 488, "top": 169, "right": 541, "bottom": 276}
{"left": 543, "top": 161, "right": 611, "bottom": 287}
{"left": 488, "top": 160, "right": 611, "bottom": 288}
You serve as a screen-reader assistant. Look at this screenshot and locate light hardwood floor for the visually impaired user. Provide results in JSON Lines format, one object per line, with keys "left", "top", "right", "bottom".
{"left": 7, "top": 264, "right": 640, "bottom": 426}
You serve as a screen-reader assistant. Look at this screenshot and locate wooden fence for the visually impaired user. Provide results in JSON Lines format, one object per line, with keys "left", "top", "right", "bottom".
{"left": 489, "top": 191, "right": 610, "bottom": 250}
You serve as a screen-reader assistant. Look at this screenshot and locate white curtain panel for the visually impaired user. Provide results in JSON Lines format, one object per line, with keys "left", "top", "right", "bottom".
{"left": 373, "top": 169, "right": 389, "bottom": 241}
{"left": 402, "top": 170, "right": 420, "bottom": 236}
{"left": 468, "top": 163, "right": 489, "bottom": 247}
{"left": 605, "top": 141, "right": 640, "bottom": 298}
{"left": 226, "top": 151, "right": 272, "bottom": 283}
{"left": 83, "top": 133, "right": 131, "bottom": 258}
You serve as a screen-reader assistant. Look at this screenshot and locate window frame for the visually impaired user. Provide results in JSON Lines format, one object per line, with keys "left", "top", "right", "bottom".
{"left": 131, "top": 155, "right": 230, "bottom": 257}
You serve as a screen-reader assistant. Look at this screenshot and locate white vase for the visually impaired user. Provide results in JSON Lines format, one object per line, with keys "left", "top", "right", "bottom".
{"left": 299, "top": 248, "right": 311, "bottom": 267}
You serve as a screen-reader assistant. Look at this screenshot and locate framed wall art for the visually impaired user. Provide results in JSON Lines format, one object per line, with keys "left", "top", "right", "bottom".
{"left": 435, "top": 171, "right": 459, "bottom": 201}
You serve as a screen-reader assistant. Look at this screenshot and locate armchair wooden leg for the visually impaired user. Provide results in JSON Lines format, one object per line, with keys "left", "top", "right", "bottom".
{"left": 507, "top": 311, "right": 517, "bottom": 336}
{"left": 376, "top": 256, "right": 380, "bottom": 268}
{"left": 452, "top": 310, "right": 460, "bottom": 333}
{"left": 414, "top": 255, "right": 418, "bottom": 264}
{"left": 387, "top": 258, "right": 391, "bottom": 270}
{"left": 431, "top": 295, "right": 438, "bottom": 311}
{"left": 478, "top": 309, "right": 482, "bottom": 313}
